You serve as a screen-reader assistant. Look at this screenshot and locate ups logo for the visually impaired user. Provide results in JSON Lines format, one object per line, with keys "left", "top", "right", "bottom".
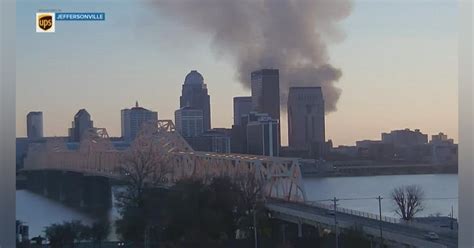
{"left": 38, "top": 14, "right": 52, "bottom": 30}
{"left": 36, "top": 13, "right": 55, "bottom": 32}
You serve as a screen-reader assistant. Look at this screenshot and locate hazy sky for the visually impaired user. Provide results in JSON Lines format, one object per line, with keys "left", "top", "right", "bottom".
{"left": 16, "top": 0, "right": 458, "bottom": 146}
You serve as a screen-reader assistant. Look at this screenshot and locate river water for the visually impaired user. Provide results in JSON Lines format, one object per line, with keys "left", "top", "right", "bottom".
{"left": 16, "top": 174, "right": 458, "bottom": 240}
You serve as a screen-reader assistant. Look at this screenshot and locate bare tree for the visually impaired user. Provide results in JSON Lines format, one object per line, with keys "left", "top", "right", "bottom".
{"left": 233, "top": 173, "right": 266, "bottom": 240}
{"left": 117, "top": 136, "right": 171, "bottom": 208}
{"left": 234, "top": 173, "right": 264, "bottom": 211}
{"left": 115, "top": 134, "right": 172, "bottom": 244}
{"left": 391, "top": 185, "right": 424, "bottom": 221}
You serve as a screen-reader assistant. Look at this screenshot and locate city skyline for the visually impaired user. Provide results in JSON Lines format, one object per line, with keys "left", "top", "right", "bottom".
{"left": 16, "top": 0, "right": 458, "bottom": 146}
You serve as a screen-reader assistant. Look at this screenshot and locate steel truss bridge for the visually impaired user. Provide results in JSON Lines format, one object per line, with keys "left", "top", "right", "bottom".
{"left": 22, "top": 120, "right": 306, "bottom": 202}
{"left": 21, "top": 120, "right": 458, "bottom": 247}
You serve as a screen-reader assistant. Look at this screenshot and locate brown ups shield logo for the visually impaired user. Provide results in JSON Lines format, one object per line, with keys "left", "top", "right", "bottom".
{"left": 38, "top": 14, "right": 53, "bottom": 31}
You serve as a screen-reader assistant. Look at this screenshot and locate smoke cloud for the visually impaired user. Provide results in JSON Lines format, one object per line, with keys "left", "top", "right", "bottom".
{"left": 154, "top": 0, "right": 352, "bottom": 113}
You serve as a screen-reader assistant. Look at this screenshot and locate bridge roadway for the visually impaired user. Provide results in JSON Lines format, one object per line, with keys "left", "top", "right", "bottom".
{"left": 266, "top": 200, "right": 458, "bottom": 248}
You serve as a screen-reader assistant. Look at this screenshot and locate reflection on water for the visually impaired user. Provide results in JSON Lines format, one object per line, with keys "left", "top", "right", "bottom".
{"left": 17, "top": 174, "right": 458, "bottom": 240}
{"left": 16, "top": 188, "right": 121, "bottom": 240}
{"left": 16, "top": 190, "right": 93, "bottom": 238}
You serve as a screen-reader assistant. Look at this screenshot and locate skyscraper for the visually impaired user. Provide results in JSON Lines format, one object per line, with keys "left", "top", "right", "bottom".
{"left": 175, "top": 107, "right": 204, "bottom": 138}
{"left": 121, "top": 101, "right": 158, "bottom": 142}
{"left": 287, "top": 87, "right": 325, "bottom": 158}
{"left": 68, "top": 109, "right": 94, "bottom": 142}
{"left": 26, "top": 111, "right": 43, "bottom": 139}
{"left": 180, "top": 70, "right": 211, "bottom": 131}
{"left": 233, "top": 96, "right": 252, "bottom": 126}
{"left": 250, "top": 69, "right": 280, "bottom": 120}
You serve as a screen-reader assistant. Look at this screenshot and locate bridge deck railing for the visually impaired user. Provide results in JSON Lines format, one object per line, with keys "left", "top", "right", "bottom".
{"left": 304, "top": 201, "right": 457, "bottom": 235}
{"left": 305, "top": 201, "right": 399, "bottom": 224}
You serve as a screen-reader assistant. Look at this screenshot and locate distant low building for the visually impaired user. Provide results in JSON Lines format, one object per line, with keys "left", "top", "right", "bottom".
{"left": 279, "top": 146, "right": 311, "bottom": 158}
{"left": 355, "top": 140, "right": 381, "bottom": 149}
{"left": 431, "top": 143, "right": 458, "bottom": 165}
{"left": 382, "top": 128, "right": 428, "bottom": 147}
{"left": 188, "top": 128, "right": 231, "bottom": 153}
{"left": 367, "top": 143, "right": 395, "bottom": 162}
{"left": 429, "top": 133, "right": 457, "bottom": 165}
{"left": 330, "top": 145, "right": 358, "bottom": 159}
{"left": 431, "top": 132, "right": 454, "bottom": 145}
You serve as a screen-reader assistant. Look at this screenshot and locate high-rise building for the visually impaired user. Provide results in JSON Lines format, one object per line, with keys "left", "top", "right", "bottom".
{"left": 251, "top": 69, "right": 280, "bottom": 120}
{"left": 180, "top": 70, "right": 211, "bottom": 131}
{"left": 230, "top": 124, "right": 246, "bottom": 153}
{"left": 246, "top": 113, "right": 280, "bottom": 156}
{"left": 175, "top": 107, "right": 204, "bottom": 138}
{"left": 231, "top": 112, "right": 271, "bottom": 154}
{"left": 121, "top": 101, "right": 158, "bottom": 142}
{"left": 26, "top": 111, "right": 43, "bottom": 139}
{"left": 287, "top": 87, "right": 325, "bottom": 158}
{"left": 233, "top": 96, "right": 252, "bottom": 126}
{"left": 68, "top": 109, "right": 93, "bottom": 142}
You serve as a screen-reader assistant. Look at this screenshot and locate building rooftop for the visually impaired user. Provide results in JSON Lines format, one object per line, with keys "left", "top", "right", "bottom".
{"left": 184, "top": 70, "right": 204, "bottom": 85}
{"left": 289, "top": 86, "right": 322, "bottom": 90}
{"left": 74, "top": 109, "right": 91, "bottom": 119}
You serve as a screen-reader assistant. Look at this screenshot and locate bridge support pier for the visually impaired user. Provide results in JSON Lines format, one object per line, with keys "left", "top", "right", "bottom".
{"left": 22, "top": 170, "right": 113, "bottom": 214}
{"left": 42, "top": 185, "right": 49, "bottom": 197}
{"left": 297, "top": 219, "right": 302, "bottom": 238}
{"left": 79, "top": 190, "right": 85, "bottom": 209}
{"left": 58, "top": 183, "right": 65, "bottom": 202}
{"left": 42, "top": 171, "right": 49, "bottom": 197}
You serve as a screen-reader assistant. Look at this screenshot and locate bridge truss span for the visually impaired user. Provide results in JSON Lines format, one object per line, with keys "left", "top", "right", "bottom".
{"left": 22, "top": 120, "right": 306, "bottom": 202}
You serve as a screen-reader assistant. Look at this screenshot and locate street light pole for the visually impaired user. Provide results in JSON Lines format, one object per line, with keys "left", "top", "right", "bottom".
{"left": 451, "top": 205, "right": 454, "bottom": 230}
{"left": 333, "top": 197, "right": 339, "bottom": 248}
{"left": 253, "top": 206, "right": 258, "bottom": 248}
{"left": 377, "top": 196, "right": 384, "bottom": 247}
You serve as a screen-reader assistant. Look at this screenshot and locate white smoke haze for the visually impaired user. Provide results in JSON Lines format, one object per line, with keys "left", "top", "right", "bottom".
{"left": 153, "top": 0, "right": 352, "bottom": 113}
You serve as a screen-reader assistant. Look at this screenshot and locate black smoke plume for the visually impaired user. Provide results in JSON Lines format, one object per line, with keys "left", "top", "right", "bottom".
{"left": 154, "top": 0, "right": 352, "bottom": 112}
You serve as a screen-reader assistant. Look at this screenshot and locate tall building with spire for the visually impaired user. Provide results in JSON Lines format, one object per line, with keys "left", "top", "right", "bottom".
{"left": 179, "top": 70, "right": 211, "bottom": 131}
{"left": 121, "top": 101, "right": 158, "bottom": 142}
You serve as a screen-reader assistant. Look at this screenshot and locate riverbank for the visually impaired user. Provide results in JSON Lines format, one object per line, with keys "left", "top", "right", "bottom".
{"left": 302, "top": 163, "right": 458, "bottom": 178}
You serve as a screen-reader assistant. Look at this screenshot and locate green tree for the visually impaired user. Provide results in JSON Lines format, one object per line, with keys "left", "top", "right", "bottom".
{"left": 339, "top": 226, "right": 371, "bottom": 248}
{"left": 88, "top": 220, "right": 111, "bottom": 248}
{"left": 44, "top": 220, "right": 90, "bottom": 248}
{"left": 161, "top": 178, "right": 244, "bottom": 244}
